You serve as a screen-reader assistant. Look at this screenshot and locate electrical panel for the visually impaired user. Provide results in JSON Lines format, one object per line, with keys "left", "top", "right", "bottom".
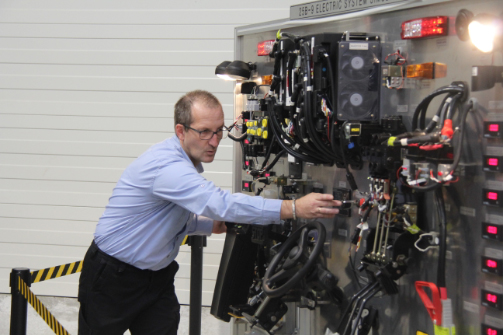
{"left": 211, "top": 0, "right": 503, "bottom": 334}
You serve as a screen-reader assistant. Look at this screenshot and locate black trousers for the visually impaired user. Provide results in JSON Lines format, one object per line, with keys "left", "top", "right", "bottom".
{"left": 78, "top": 241, "right": 180, "bottom": 335}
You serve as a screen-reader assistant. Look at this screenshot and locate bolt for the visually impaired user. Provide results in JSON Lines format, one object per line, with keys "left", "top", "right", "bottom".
{"left": 271, "top": 316, "right": 277, "bottom": 322}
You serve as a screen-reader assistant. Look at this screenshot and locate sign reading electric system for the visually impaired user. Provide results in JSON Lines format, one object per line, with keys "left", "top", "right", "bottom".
{"left": 290, "top": 0, "right": 410, "bottom": 19}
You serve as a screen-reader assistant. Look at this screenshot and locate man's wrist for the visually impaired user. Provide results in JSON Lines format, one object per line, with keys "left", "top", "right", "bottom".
{"left": 280, "top": 200, "right": 293, "bottom": 220}
{"left": 292, "top": 198, "right": 297, "bottom": 220}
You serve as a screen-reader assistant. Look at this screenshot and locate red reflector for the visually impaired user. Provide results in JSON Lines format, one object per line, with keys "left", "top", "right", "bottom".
{"left": 487, "top": 259, "right": 498, "bottom": 268}
{"left": 488, "top": 158, "right": 499, "bottom": 166}
{"left": 244, "top": 182, "right": 249, "bottom": 188}
{"left": 488, "top": 192, "right": 499, "bottom": 200}
{"left": 401, "top": 16, "right": 449, "bottom": 39}
{"left": 245, "top": 161, "right": 250, "bottom": 166}
{"left": 244, "top": 139, "right": 250, "bottom": 144}
{"left": 487, "top": 328, "right": 498, "bottom": 335}
{"left": 257, "top": 40, "right": 275, "bottom": 56}
{"left": 488, "top": 226, "right": 498, "bottom": 234}
{"left": 489, "top": 124, "right": 500, "bottom": 132}
{"left": 265, "top": 173, "right": 270, "bottom": 177}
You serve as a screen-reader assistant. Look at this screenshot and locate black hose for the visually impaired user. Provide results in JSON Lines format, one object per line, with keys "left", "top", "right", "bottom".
{"left": 412, "top": 86, "right": 465, "bottom": 130}
{"left": 265, "top": 150, "right": 286, "bottom": 172}
{"left": 300, "top": 42, "right": 334, "bottom": 162}
{"left": 434, "top": 187, "right": 447, "bottom": 288}
{"left": 261, "top": 136, "right": 277, "bottom": 170}
{"left": 287, "top": 51, "right": 297, "bottom": 98}
{"left": 228, "top": 132, "right": 247, "bottom": 142}
{"left": 449, "top": 99, "right": 479, "bottom": 175}
{"left": 266, "top": 97, "right": 326, "bottom": 163}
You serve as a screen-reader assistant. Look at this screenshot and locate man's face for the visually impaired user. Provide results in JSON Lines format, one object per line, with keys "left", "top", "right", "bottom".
{"left": 177, "top": 101, "right": 225, "bottom": 166}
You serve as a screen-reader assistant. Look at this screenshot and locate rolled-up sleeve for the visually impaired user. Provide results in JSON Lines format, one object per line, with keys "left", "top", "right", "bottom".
{"left": 186, "top": 215, "right": 214, "bottom": 236}
{"left": 152, "top": 158, "right": 282, "bottom": 225}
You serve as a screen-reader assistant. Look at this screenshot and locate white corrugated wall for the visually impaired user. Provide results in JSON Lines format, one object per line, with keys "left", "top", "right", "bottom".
{"left": 0, "top": 0, "right": 299, "bottom": 305}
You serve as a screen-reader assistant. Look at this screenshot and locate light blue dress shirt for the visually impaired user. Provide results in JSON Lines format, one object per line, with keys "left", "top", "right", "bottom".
{"left": 95, "top": 135, "right": 283, "bottom": 270}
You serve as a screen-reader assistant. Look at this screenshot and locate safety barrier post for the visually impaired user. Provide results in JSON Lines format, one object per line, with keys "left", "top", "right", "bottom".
{"left": 188, "top": 235, "right": 206, "bottom": 335}
{"left": 10, "top": 267, "right": 31, "bottom": 335}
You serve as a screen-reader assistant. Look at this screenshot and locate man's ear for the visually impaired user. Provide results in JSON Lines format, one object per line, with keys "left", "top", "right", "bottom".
{"left": 175, "top": 124, "right": 186, "bottom": 141}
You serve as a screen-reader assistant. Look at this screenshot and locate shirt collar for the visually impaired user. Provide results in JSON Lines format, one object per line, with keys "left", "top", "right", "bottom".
{"left": 170, "top": 135, "right": 204, "bottom": 174}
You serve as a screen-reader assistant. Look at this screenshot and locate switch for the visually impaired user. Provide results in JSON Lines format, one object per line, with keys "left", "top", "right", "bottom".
{"left": 482, "top": 324, "right": 503, "bottom": 335}
{"left": 484, "top": 122, "right": 503, "bottom": 138}
{"left": 483, "top": 189, "right": 503, "bottom": 207}
{"left": 242, "top": 180, "right": 253, "bottom": 192}
{"left": 481, "top": 289, "right": 503, "bottom": 310}
{"left": 482, "top": 256, "right": 503, "bottom": 276}
{"left": 482, "top": 222, "right": 503, "bottom": 242}
{"left": 484, "top": 156, "right": 503, "bottom": 172}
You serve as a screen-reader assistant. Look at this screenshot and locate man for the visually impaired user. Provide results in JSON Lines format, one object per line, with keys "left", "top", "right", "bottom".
{"left": 78, "top": 90, "right": 341, "bottom": 335}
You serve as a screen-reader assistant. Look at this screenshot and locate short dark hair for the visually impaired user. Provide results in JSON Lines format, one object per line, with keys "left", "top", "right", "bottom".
{"left": 174, "top": 90, "right": 222, "bottom": 130}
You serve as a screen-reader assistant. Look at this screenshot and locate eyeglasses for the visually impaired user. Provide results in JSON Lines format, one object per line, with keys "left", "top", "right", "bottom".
{"left": 183, "top": 125, "right": 229, "bottom": 140}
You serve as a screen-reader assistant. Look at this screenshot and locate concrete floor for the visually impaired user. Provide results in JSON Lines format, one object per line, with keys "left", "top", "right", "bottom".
{"left": 0, "top": 293, "right": 231, "bottom": 335}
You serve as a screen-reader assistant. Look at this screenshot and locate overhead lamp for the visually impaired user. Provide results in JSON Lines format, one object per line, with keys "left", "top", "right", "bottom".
{"left": 456, "top": 9, "right": 503, "bottom": 53}
{"left": 215, "top": 61, "right": 233, "bottom": 80}
{"left": 214, "top": 60, "right": 256, "bottom": 81}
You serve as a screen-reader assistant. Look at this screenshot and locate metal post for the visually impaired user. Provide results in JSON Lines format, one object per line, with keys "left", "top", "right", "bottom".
{"left": 189, "top": 235, "right": 206, "bottom": 335}
{"left": 10, "top": 267, "right": 31, "bottom": 335}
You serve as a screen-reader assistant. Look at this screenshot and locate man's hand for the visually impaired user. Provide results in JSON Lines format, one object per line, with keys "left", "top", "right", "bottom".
{"left": 212, "top": 220, "right": 227, "bottom": 234}
{"left": 280, "top": 193, "right": 342, "bottom": 220}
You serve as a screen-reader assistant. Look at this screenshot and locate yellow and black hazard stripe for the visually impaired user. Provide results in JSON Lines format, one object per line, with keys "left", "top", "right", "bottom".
{"left": 31, "top": 260, "right": 83, "bottom": 284}
{"left": 17, "top": 277, "right": 70, "bottom": 335}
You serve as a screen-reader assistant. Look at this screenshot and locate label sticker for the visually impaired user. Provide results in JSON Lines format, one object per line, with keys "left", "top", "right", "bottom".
{"left": 485, "top": 281, "right": 503, "bottom": 293}
{"left": 338, "top": 229, "right": 348, "bottom": 237}
{"left": 460, "top": 206, "right": 476, "bottom": 217}
{"left": 463, "top": 300, "right": 480, "bottom": 314}
{"left": 485, "top": 247, "right": 503, "bottom": 259}
{"left": 349, "top": 43, "right": 369, "bottom": 50}
{"left": 397, "top": 105, "right": 408, "bottom": 113}
{"left": 489, "top": 101, "right": 503, "bottom": 110}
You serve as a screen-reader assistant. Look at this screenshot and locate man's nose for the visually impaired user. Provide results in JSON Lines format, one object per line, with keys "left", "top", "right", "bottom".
{"left": 208, "top": 133, "right": 220, "bottom": 146}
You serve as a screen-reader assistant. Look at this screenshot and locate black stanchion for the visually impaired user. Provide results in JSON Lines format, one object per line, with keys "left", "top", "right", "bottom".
{"left": 10, "top": 267, "right": 31, "bottom": 335}
{"left": 188, "top": 235, "right": 206, "bottom": 335}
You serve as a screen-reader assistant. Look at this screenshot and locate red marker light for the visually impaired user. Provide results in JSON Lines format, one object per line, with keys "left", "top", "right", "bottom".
{"left": 488, "top": 158, "right": 500, "bottom": 166}
{"left": 488, "top": 329, "right": 498, "bottom": 335}
{"left": 401, "top": 16, "right": 449, "bottom": 39}
{"left": 488, "top": 225, "right": 498, "bottom": 234}
{"left": 257, "top": 40, "right": 275, "bottom": 56}
{"left": 245, "top": 161, "right": 250, "bottom": 166}
{"left": 487, "top": 259, "right": 498, "bottom": 268}
{"left": 265, "top": 173, "right": 270, "bottom": 177}
{"left": 244, "top": 182, "right": 249, "bottom": 188}
{"left": 488, "top": 192, "right": 499, "bottom": 200}
{"left": 489, "top": 124, "right": 500, "bottom": 132}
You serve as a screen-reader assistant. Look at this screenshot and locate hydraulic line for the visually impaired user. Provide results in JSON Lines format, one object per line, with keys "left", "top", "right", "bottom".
{"left": 266, "top": 98, "right": 326, "bottom": 164}
{"left": 434, "top": 188, "right": 447, "bottom": 290}
{"left": 267, "top": 96, "right": 331, "bottom": 163}
{"left": 300, "top": 42, "right": 335, "bottom": 161}
{"left": 412, "top": 86, "right": 465, "bottom": 130}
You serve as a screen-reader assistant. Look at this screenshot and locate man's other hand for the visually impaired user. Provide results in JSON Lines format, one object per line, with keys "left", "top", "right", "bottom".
{"left": 212, "top": 221, "right": 227, "bottom": 234}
